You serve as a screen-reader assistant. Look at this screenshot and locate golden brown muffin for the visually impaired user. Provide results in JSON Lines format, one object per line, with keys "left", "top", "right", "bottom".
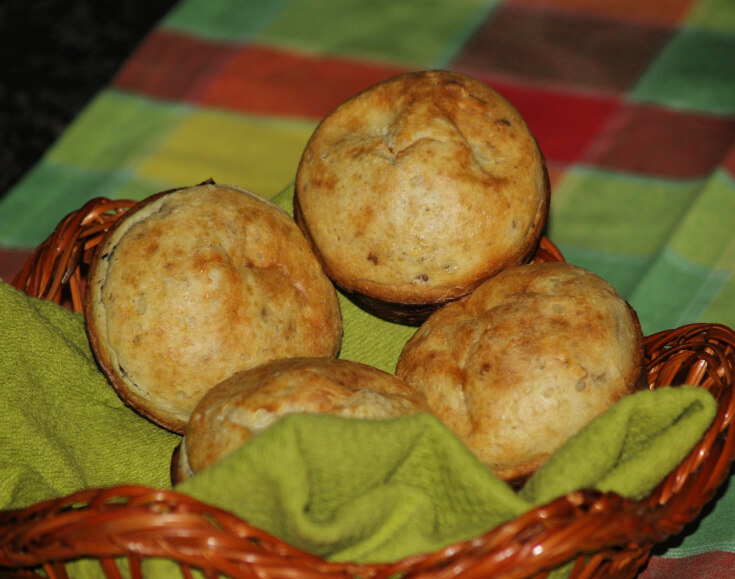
{"left": 172, "top": 357, "right": 430, "bottom": 483}
{"left": 395, "top": 262, "right": 645, "bottom": 483}
{"left": 86, "top": 182, "right": 343, "bottom": 433}
{"left": 294, "top": 70, "right": 550, "bottom": 324}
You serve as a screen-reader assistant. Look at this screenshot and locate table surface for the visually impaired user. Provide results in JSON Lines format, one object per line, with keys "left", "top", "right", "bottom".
{"left": 1, "top": 1, "right": 734, "bottom": 577}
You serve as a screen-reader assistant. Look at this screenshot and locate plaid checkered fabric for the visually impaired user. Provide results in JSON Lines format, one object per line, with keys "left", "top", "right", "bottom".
{"left": 1, "top": 1, "right": 733, "bottom": 575}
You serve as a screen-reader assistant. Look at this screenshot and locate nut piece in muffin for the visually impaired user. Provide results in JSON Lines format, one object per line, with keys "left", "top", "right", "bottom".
{"left": 395, "top": 262, "right": 645, "bottom": 483}
{"left": 295, "top": 70, "right": 550, "bottom": 324}
{"left": 86, "top": 182, "right": 343, "bottom": 433}
{"left": 172, "top": 357, "right": 430, "bottom": 483}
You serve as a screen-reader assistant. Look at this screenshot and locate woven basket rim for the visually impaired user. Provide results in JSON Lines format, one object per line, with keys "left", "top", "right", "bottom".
{"left": 3, "top": 195, "right": 735, "bottom": 579}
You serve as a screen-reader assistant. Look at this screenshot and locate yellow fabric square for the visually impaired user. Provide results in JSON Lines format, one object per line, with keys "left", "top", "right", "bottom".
{"left": 137, "top": 109, "right": 317, "bottom": 199}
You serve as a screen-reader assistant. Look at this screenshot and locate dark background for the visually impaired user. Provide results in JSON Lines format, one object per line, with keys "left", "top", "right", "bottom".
{"left": 0, "top": 0, "right": 177, "bottom": 198}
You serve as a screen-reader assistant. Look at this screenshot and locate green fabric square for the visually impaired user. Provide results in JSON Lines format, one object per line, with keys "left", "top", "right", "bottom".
{"left": 47, "top": 90, "right": 186, "bottom": 172}
{"left": 0, "top": 164, "right": 129, "bottom": 248}
{"left": 668, "top": 169, "right": 735, "bottom": 267}
{"left": 659, "top": 471, "right": 735, "bottom": 557}
{"left": 547, "top": 167, "right": 702, "bottom": 294}
{"left": 550, "top": 245, "right": 649, "bottom": 298}
{"left": 162, "top": 0, "right": 287, "bottom": 41}
{"left": 0, "top": 91, "right": 186, "bottom": 248}
{"left": 686, "top": 0, "right": 735, "bottom": 33}
{"left": 105, "top": 173, "right": 181, "bottom": 202}
{"left": 549, "top": 168, "right": 702, "bottom": 258}
{"left": 0, "top": 162, "right": 181, "bottom": 250}
{"left": 625, "top": 169, "right": 735, "bottom": 333}
{"left": 256, "top": 0, "right": 497, "bottom": 67}
{"left": 631, "top": 27, "right": 735, "bottom": 114}
{"left": 627, "top": 247, "right": 731, "bottom": 334}
{"left": 701, "top": 276, "right": 735, "bottom": 327}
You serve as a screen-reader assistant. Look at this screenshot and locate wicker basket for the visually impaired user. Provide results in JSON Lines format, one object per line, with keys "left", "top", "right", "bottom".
{"left": 2, "top": 197, "right": 734, "bottom": 579}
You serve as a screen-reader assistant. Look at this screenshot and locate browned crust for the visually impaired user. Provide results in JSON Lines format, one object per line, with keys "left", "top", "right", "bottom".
{"left": 294, "top": 70, "right": 551, "bottom": 323}
{"left": 395, "top": 262, "right": 646, "bottom": 481}
{"left": 295, "top": 165, "right": 550, "bottom": 327}
{"left": 86, "top": 181, "right": 343, "bottom": 433}
{"left": 172, "top": 357, "right": 430, "bottom": 482}
{"left": 85, "top": 186, "right": 192, "bottom": 433}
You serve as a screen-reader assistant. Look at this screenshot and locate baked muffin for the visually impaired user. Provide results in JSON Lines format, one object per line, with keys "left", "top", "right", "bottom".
{"left": 172, "top": 357, "right": 430, "bottom": 483}
{"left": 86, "top": 182, "right": 343, "bottom": 433}
{"left": 395, "top": 262, "right": 645, "bottom": 483}
{"left": 294, "top": 70, "right": 550, "bottom": 324}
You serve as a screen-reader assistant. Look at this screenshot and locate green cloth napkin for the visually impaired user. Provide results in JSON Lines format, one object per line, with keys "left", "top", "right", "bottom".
{"left": 520, "top": 385, "right": 718, "bottom": 505}
{"left": 0, "top": 278, "right": 717, "bottom": 573}
{"left": 177, "top": 388, "right": 716, "bottom": 564}
{"left": 177, "top": 412, "right": 529, "bottom": 563}
{"left": 0, "top": 280, "right": 180, "bottom": 509}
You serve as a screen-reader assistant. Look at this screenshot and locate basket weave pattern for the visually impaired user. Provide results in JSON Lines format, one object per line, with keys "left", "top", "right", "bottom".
{"left": 2, "top": 198, "right": 735, "bottom": 579}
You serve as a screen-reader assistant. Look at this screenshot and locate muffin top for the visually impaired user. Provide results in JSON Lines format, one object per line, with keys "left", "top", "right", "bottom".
{"left": 86, "top": 182, "right": 343, "bottom": 433}
{"left": 396, "top": 262, "right": 644, "bottom": 482}
{"left": 295, "top": 70, "right": 549, "bottom": 310}
{"left": 173, "top": 357, "right": 430, "bottom": 482}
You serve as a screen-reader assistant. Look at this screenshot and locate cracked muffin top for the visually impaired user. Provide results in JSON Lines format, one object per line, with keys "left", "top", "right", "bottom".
{"left": 171, "top": 357, "right": 430, "bottom": 483}
{"left": 294, "top": 70, "right": 550, "bottom": 324}
{"left": 85, "top": 182, "right": 343, "bottom": 433}
{"left": 396, "top": 262, "right": 645, "bottom": 483}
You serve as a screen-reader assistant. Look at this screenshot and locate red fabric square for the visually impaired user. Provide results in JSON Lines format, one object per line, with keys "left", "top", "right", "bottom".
{"left": 467, "top": 75, "right": 620, "bottom": 164}
{"left": 195, "top": 44, "right": 410, "bottom": 120}
{"left": 722, "top": 142, "right": 735, "bottom": 180}
{"left": 451, "top": 3, "right": 673, "bottom": 93}
{"left": 547, "top": 162, "right": 567, "bottom": 193}
{"left": 583, "top": 102, "right": 735, "bottom": 178}
{"left": 0, "top": 248, "right": 32, "bottom": 284}
{"left": 113, "top": 29, "right": 239, "bottom": 101}
{"left": 508, "top": 0, "right": 696, "bottom": 26}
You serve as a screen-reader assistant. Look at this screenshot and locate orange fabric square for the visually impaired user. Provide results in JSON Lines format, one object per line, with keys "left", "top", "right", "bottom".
{"left": 114, "top": 29, "right": 239, "bottom": 101}
{"left": 464, "top": 75, "right": 621, "bottom": 164}
{"left": 196, "top": 44, "right": 411, "bottom": 120}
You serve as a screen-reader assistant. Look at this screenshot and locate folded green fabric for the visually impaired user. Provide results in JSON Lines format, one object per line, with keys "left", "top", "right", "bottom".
{"left": 521, "top": 385, "right": 718, "bottom": 505}
{"left": 177, "top": 387, "right": 716, "bottom": 564}
{"left": 0, "top": 278, "right": 717, "bottom": 575}
{"left": 177, "top": 412, "right": 529, "bottom": 563}
{"left": 0, "top": 280, "right": 180, "bottom": 510}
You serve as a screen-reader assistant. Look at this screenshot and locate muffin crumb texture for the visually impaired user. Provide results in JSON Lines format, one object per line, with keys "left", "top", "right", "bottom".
{"left": 86, "top": 183, "right": 342, "bottom": 433}
{"left": 396, "top": 262, "right": 644, "bottom": 481}
{"left": 295, "top": 70, "right": 550, "bottom": 312}
{"left": 174, "top": 357, "right": 429, "bottom": 482}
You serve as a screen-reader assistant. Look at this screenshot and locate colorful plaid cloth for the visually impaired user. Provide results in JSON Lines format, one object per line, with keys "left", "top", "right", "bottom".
{"left": 0, "top": 0, "right": 734, "bottom": 576}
